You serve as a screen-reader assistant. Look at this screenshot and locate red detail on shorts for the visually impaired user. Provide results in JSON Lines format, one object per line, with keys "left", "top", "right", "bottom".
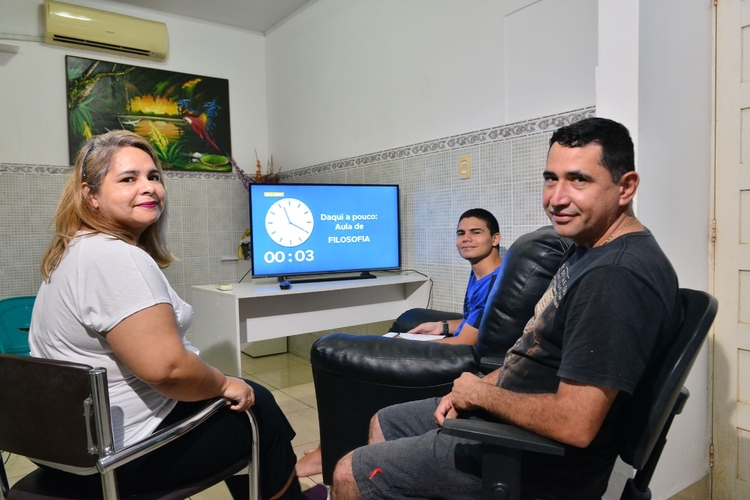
{"left": 369, "top": 467, "right": 383, "bottom": 480}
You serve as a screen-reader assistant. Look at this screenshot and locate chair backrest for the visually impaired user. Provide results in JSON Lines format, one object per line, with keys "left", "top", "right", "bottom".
{"left": 0, "top": 353, "right": 102, "bottom": 469}
{"left": 0, "top": 296, "right": 35, "bottom": 356}
{"left": 476, "top": 226, "right": 572, "bottom": 358}
{"left": 618, "top": 288, "right": 718, "bottom": 469}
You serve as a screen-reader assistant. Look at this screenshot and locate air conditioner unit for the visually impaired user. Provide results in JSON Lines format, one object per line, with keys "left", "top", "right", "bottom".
{"left": 44, "top": 0, "right": 168, "bottom": 61}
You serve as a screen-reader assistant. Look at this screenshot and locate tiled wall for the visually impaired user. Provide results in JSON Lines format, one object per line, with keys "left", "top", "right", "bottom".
{"left": 0, "top": 106, "right": 593, "bottom": 358}
{"left": 0, "top": 168, "right": 250, "bottom": 308}
{"left": 282, "top": 106, "right": 595, "bottom": 356}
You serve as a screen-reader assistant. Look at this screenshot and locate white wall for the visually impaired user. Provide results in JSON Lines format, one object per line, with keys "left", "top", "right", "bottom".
{"left": 0, "top": 0, "right": 268, "bottom": 169}
{"left": 266, "top": 0, "right": 597, "bottom": 170}
{"left": 595, "top": 1, "right": 639, "bottom": 148}
{"left": 598, "top": 0, "right": 713, "bottom": 498}
{"left": 637, "top": 1, "right": 713, "bottom": 497}
{"left": 504, "top": 0, "right": 597, "bottom": 122}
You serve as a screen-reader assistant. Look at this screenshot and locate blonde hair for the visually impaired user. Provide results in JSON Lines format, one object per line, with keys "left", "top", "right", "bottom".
{"left": 41, "top": 130, "right": 176, "bottom": 280}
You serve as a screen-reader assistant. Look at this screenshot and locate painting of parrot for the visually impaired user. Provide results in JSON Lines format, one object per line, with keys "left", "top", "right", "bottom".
{"left": 179, "top": 98, "right": 222, "bottom": 152}
{"left": 183, "top": 115, "right": 220, "bottom": 151}
{"left": 65, "top": 55, "right": 232, "bottom": 171}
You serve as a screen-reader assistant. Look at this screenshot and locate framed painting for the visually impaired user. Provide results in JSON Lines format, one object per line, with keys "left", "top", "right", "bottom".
{"left": 66, "top": 55, "right": 232, "bottom": 171}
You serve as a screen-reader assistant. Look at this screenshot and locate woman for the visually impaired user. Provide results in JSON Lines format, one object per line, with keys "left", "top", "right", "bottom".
{"left": 29, "top": 130, "right": 325, "bottom": 500}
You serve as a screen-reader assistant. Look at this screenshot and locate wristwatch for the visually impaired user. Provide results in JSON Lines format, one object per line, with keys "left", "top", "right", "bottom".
{"left": 441, "top": 320, "right": 450, "bottom": 336}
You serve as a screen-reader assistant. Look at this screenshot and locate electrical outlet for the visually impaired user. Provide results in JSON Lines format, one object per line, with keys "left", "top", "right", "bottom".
{"left": 459, "top": 155, "right": 471, "bottom": 179}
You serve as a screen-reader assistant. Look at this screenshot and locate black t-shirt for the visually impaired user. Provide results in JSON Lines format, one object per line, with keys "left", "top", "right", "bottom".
{"left": 497, "top": 229, "right": 683, "bottom": 499}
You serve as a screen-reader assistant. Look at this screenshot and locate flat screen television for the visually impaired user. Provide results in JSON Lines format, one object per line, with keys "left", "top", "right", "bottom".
{"left": 248, "top": 183, "right": 401, "bottom": 280}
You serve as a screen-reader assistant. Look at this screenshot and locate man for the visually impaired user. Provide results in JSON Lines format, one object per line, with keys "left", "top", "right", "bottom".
{"left": 409, "top": 208, "right": 503, "bottom": 345}
{"left": 295, "top": 209, "right": 502, "bottom": 478}
{"left": 330, "top": 117, "right": 683, "bottom": 500}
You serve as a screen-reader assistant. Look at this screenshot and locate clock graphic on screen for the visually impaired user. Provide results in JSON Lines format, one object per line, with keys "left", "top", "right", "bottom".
{"left": 265, "top": 198, "right": 315, "bottom": 247}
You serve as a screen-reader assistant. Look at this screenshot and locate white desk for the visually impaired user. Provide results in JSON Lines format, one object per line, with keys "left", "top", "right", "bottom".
{"left": 191, "top": 274, "right": 430, "bottom": 376}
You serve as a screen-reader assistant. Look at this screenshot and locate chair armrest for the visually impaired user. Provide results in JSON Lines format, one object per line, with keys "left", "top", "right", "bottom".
{"left": 441, "top": 418, "right": 565, "bottom": 456}
{"left": 673, "top": 387, "right": 690, "bottom": 415}
{"left": 313, "top": 333, "right": 479, "bottom": 483}
{"left": 97, "top": 398, "right": 233, "bottom": 473}
{"left": 442, "top": 418, "right": 564, "bottom": 500}
{"left": 311, "top": 334, "right": 479, "bottom": 386}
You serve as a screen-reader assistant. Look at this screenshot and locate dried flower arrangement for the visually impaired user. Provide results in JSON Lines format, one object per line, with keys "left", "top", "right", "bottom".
{"left": 230, "top": 149, "right": 282, "bottom": 189}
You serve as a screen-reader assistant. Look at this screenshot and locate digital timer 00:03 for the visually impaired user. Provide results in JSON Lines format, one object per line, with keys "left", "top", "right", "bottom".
{"left": 264, "top": 249, "right": 315, "bottom": 264}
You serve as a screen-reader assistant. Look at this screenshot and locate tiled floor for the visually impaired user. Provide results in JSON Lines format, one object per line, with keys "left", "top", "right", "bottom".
{"left": 1, "top": 352, "right": 326, "bottom": 498}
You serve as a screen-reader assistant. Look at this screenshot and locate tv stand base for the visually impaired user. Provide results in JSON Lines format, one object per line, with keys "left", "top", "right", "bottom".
{"left": 279, "top": 271, "right": 377, "bottom": 284}
{"left": 191, "top": 274, "right": 430, "bottom": 376}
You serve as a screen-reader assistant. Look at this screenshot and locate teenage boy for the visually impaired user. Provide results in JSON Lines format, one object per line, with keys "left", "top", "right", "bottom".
{"left": 295, "top": 209, "right": 503, "bottom": 478}
{"left": 409, "top": 208, "right": 503, "bottom": 345}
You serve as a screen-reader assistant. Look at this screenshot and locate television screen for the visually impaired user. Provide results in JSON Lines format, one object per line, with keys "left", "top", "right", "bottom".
{"left": 249, "top": 183, "right": 401, "bottom": 279}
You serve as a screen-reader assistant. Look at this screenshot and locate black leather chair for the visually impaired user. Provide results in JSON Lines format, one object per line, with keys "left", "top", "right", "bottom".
{"left": 311, "top": 226, "right": 572, "bottom": 484}
{"left": 443, "top": 288, "right": 718, "bottom": 500}
{"left": 0, "top": 354, "right": 259, "bottom": 500}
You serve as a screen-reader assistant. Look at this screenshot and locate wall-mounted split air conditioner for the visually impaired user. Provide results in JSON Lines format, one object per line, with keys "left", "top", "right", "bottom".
{"left": 44, "top": 0, "right": 168, "bottom": 61}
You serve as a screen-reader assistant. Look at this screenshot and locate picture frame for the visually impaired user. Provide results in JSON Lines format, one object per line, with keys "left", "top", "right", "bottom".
{"left": 66, "top": 55, "right": 232, "bottom": 171}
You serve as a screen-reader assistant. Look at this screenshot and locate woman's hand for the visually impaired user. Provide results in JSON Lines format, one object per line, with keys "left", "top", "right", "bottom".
{"left": 221, "top": 376, "right": 255, "bottom": 412}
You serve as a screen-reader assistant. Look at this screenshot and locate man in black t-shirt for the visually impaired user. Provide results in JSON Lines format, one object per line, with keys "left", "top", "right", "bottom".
{"left": 330, "top": 118, "right": 683, "bottom": 500}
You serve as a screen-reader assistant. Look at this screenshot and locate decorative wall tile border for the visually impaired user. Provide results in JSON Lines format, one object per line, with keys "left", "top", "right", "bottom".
{"left": 1, "top": 106, "right": 594, "bottom": 180}
{"left": 163, "top": 171, "right": 236, "bottom": 182}
{"left": 0, "top": 164, "right": 73, "bottom": 175}
{"left": 0, "top": 162, "right": 236, "bottom": 182}
{"left": 282, "top": 106, "right": 595, "bottom": 179}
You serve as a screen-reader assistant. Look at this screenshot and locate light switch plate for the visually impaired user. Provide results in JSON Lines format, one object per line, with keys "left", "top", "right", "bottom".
{"left": 459, "top": 155, "right": 471, "bottom": 179}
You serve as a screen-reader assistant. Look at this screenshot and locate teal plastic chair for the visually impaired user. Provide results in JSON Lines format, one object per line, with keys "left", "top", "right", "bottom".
{"left": 0, "top": 296, "right": 35, "bottom": 356}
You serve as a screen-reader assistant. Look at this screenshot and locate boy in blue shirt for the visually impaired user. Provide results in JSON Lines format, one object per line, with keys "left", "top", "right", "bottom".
{"left": 408, "top": 208, "right": 503, "bottom": 346}
{"left": 296, "top": 209, "right": 502, "bottom": 478}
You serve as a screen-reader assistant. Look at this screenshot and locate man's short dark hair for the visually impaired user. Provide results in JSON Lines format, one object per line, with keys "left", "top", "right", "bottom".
{"left": 549, "top": 117, "right": 635, "bottom": 183}
{"left": 459, "top": 209, "right": 500, "bottom": 248}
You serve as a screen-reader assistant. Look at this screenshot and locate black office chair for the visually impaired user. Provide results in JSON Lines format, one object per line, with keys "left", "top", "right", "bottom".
{"left": 0, "top": 354, "right": 259, "bottom": 500}
{"left": 443, "top": 288, "right": 718, "bottom": 500}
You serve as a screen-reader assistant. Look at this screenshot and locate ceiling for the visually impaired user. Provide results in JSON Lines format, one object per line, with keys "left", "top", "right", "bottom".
{"left": 98, "top": 0, "right": 316, "bottom": 34}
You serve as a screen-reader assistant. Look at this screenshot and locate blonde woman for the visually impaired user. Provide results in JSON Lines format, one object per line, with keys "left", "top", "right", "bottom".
{"left": 30, "top": 130, "right": 325, "bottom": 500}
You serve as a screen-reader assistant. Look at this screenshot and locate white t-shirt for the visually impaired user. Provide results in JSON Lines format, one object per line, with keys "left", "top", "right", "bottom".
{"left": 30, "top": 232, "right": 193, "bottom": 450}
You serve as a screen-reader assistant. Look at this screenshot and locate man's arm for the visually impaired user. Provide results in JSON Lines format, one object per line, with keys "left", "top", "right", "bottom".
{"left": 436, "top": 372, "right": 617, "bottom": 448}
{"left": 480, "top": 366, "right": 503, "bottom": 385}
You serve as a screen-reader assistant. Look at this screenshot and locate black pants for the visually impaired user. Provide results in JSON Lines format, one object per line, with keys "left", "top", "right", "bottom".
{"left": 40, "top": 379, "right": 298, "bottom": 499}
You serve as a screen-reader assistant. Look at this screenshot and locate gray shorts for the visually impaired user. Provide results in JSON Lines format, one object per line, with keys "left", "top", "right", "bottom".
{"left": 351, "top": 398, "right": 482, "bottom": 500}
